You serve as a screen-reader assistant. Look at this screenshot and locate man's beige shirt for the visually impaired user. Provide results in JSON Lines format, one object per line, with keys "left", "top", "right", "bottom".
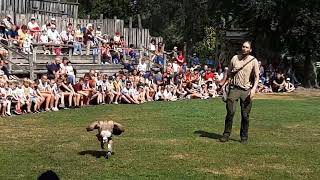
{"left": 228, "top": 55, "right": 259, "bottom": 90}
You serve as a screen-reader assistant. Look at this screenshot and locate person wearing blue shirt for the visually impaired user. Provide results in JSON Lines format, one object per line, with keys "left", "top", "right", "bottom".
{"left": 192, "top": 53, "right": 200, "bottom": 66}
{"left": 205, "top": 56, "right": 215, "bottom": 67}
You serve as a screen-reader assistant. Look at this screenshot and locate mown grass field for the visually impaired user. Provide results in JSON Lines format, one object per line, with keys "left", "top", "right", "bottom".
{"left": 1, "top": 95, "right": 320, "bottom": 179}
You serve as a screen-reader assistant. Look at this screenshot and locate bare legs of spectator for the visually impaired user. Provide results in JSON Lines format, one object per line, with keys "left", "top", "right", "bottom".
{"left": 5, "top": 100, "right": 11, "bottom": 116}
{"left": 73, "top": 42, "right": 82, "bottom": 55}
{"left": 86, "top": 41, "right": 92, "bottom": 56}
{"left": 43, "top": 93, "right": 53, "bottom": 111}
{"left": 1, "top": 102, "right": 7, "bottom": 116}
{"left": 53, "top": 94, "right": 61, "bottom": 111}
{"left": 121, "top": 95, "right": 131, "bottom": 104}
{"left": 78, "top": 91, "right": 90, "bottom": 105}
{"left": 73, "top": 93, "right": 81, "bottom": 107}
{"left": 113, "top": 92, "right": 120, "bottom": 104}
{"left": 26, "top": 99, "right": 32, "bottom": 113}
{"left": 62, "top": 92, "right": 73, "bottom": 108}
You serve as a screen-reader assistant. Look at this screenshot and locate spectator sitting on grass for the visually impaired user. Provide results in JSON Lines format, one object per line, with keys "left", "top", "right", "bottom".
{"left": 272, "top": 72, "right": 286, "bottom": 92}
{"left": 284, "top": 78, "right": 295, "bottom": 92}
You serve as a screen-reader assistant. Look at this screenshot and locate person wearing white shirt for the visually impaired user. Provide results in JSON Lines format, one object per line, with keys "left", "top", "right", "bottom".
{"left": 155, "top": 87, "right": 165, "bottom": 101}
{"left": 172, "top": 60, "right": 179, "bottom": 73}
{"left": 137, "top": 59, "right": 147, "bottom": 73}
{"left": 120, "top": 81, "right": 139, "bottom": 104}
{"left": 66, "top": 62, "right": 75, "bottom": 84}
{"left": 47, "top": 25, "right": 60, "bottom": 43}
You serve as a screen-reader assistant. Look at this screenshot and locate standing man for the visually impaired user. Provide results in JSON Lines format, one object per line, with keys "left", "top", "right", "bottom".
{"left": 219, "top": 41, "right": 260, "bottom": 144}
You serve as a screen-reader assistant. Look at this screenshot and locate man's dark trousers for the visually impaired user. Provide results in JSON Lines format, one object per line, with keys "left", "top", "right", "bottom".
{"left": 223, "top": 87, "right": 252, "bottom": 140}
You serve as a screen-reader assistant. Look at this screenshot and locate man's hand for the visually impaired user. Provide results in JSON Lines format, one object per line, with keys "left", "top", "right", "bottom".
{"left": 249, "top": 89, "right": 256, "bottom": 99}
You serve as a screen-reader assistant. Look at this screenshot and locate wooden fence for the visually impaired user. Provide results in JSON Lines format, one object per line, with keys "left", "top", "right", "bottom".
{"left": 0, "top": 0, "right": 79, "bottom": 18}
{"left": 8, "top": 12, "right": 162, "bottom": 49}
{"left": 124, "top": 28, "right": 163, "bottom": 49}
{"left": 1, "top": 0, "right": 163, "bottom": 50}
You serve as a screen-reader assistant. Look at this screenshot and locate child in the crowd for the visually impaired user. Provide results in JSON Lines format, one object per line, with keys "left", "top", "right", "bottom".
{"left": 22, "top": 33, "right": 33, "bottom": 54}
{"left": 0, "top": 82, "right": 8, "bottom": 116}
{"left": 137, "top": 85, "right": 146, "bottom": 103}
{"left": 164, "top": 85, "right": 177, "bottom": 101}
{"left": 91, "top": 75, "right": 103, "bottom": 105}
{"left": 185, "top": 82, "right": 203, "bottom": 99}
{"left": 73, "top": 78, "right": 88, "bottom": 107}
{"left": 48, "top": 79, "right": 60, "bottom": 111}
{"left": 155, "top": 86, "right": 165, "bottom": 101}
{"left": 284, "top": 78, "right": 295, "bottom": 92}
{"left": 176, "top": 83, "right": 187, "bottom": 99}
{"left": 208, "top": 81, "right": 218, "bottom": 97}
{"left": 106, "top": 76, "right": 116, "bottom": 104}
{"left": 56, "top": 78, "right": 74, "bottom": 108}
{"left": 39, "top": 30, "right": 50, "bottom": 54}
{"left": 66, "top": 61, "right": 76, "bottom": 85}
{"left": 22, "top": 79, "right": 33, "bottom": 113}
{"left": 5, "top": 81, "right": 13, "bottom": 116}
{"left": 31, "top": 81, "right": 44, "bottom": 113}
{"left": 12, "top": 81, "right": 25, "bottom": 114}
{"left": 113, "top": 75, "right": 122, "bottom": 104}
{"left": 38, "top": 75, "right": 54, "bottom": 111}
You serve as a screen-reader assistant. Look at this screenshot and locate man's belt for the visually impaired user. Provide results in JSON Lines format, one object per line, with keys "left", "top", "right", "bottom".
{"left": 229, "top": 84, "right": 248, "bottom": 91}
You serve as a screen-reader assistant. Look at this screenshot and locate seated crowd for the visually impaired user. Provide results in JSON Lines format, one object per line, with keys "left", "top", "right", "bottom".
{"left": 257, "top": 61, "right": 296, "bottom": 93}
{"left": 0, "top": 52, "right": 228, "bottom": 117}
{"left": 0, "top": 14, "right": 129, "bottom": 65}
{"left": 0, "top": 15, "right": 298, "bottom": 117}
{"left": 0, "top": 48, "right": 297, "bottom": 117}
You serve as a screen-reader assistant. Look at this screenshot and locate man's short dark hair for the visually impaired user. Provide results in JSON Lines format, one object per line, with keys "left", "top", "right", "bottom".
{"left": 243, "top": 41, "right": 252, "bottom": 48}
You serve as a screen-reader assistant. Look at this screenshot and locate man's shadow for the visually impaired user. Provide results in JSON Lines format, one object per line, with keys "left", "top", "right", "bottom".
{"left": 38, "top": 170, "right": 59, "bottom": 180}
{"left": 78, "top": 150, "right": 115, "bottom": 158}
{"left": 194, "top": 130, "right": 239, "bottom": 142}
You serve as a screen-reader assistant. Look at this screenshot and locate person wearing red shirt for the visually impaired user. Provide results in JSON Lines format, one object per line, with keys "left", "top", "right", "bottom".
{"left": 176, "top": 51, "right": 185, "bottom": 66}
{"left": 204, "top": 68, "right": 215, "bottom": 80}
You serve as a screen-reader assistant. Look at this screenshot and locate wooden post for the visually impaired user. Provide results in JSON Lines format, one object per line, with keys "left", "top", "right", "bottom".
{"left": 100, "top": 14, "right": 104, "bottom": 34}
{"left": 129, "top": 17, "right": 133, "bottom": 29}
{"left": 30, "top": 46, "right": 36, "bottom": 80}
{"left": 97, "top": 42, "right": 101, "bottom": 64}
{"left": 137, "top": 14, "right": 142, "bottom": 29}
{"left": 163, "top": 53, "right": 167, "bottom": 70}
{"left": 163, "top": 43, "right": 167, "bottom": 70}
{"left": 139, "top": 50, "right": 143, "bottom": 65}
{"left": 129, "top": 17, "right": 132, "bottom": 46}
{"left": 8, "top": 41, "right": 13, "bottom": 72}
{"left": 183, "top": 42, "right": 187, "bottom": 66}
{"left": 114, "top": 16, "right": 117, "bottom": 33}
{"left": 68, "top": 45, "right": 72, "bottom": 60}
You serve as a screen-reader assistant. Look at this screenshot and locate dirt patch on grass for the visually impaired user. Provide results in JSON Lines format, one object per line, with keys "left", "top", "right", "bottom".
{"left": 170, "top": 153, "right": 192, "bottom": 160}
{"left": 198, "top": 166, "right": 251, "bottom": 177}
{"left": 255, "top": 88, "right": 320, "bottom": 100}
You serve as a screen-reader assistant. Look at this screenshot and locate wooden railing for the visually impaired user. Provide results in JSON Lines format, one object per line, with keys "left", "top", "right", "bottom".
{"left": 0, "top": 0, "right": 79, "bottom": 17}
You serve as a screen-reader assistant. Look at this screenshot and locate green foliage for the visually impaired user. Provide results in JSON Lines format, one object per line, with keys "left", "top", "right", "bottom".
{"left": 78, "top": 0, "right": 320, "bottom": 85}
{"left": 194, "top": 27, "right": 216, "bottom": 58}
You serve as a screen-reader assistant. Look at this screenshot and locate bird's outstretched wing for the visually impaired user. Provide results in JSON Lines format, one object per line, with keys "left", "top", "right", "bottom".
{"left": 113, "top": 122, "right": 125, "bottom": 135}
{"left": 86, "top": 121, "right": 100, "bottom": 131}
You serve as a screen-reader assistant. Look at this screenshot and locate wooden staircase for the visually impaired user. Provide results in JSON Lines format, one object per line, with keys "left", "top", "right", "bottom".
{"left": 1, "top": 41, "right": 125, "bottom": 79}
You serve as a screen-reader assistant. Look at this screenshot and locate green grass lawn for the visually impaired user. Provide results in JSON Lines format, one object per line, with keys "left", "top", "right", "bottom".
{"left": 1, "top": 97, "right": 320, "bottom": 179}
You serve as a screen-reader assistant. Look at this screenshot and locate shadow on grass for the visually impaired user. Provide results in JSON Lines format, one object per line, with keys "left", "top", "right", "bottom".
{"left": 38, "top": 170, "right": 60, "bottom": 180}
{"left": 194, "top": 130, "right": 240, "bottom": 142}
{"left": 78, "top": 150, "right": 115, "bottom": 158}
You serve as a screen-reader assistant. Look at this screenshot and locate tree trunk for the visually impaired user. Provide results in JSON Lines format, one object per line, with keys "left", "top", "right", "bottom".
{"left": 137, "top": 14, "right": 142, "bottom": 29}
{"left": 303, "top": 54, "right": 318, "bottom": 88}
